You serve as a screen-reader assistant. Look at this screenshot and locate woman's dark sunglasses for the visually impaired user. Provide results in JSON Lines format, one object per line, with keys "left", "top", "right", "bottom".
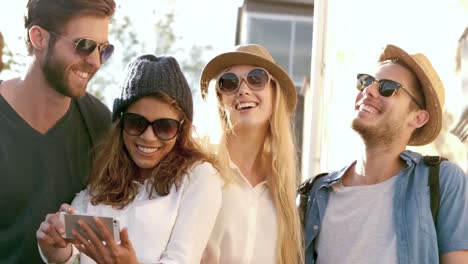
{"left": 121, "top": 113, "right": 183, "bottom": 141}
{"left": 48, "top": 31, "right": 114, "bottom": 63}
{"left": 357, "top": 73, "right": 424, "bottom": 109}
{"left": 217, "top": 68, "right": 271, "bottom": 94}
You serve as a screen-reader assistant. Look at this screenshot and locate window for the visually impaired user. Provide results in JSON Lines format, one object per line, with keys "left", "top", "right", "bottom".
{"left": 244, "top": 13, "right": 313, "bottom": 87}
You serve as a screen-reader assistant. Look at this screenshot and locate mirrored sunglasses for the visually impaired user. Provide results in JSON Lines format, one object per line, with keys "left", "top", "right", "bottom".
{"left": 121, "top": 113, "right": 183, "bottom": 141}
{"left": 217, "top": 68, "right": 271, "bottom": 94}
{"left": 356, "top": 73, "right": 424, "bottom": 109}
{"left": 48, "top": 31, "right": 114, "bottom": 64}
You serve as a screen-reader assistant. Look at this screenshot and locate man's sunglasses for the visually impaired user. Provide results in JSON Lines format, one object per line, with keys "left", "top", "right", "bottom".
{"left": 121, "top": 113, "right": 183, "bottom": 141}
{"left": 48, "top": 31, "right": 114, "bottom": 64}
{"left": 357, "top": 73, "right": 424, "bottom": 109}
{"left": 217, "top": 68, "right": 271, "bottom": 95}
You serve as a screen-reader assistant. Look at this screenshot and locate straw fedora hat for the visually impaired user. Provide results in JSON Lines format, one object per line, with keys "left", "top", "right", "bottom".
{"left": 378, "top": 44, "right": 445, "bottom": 146}
{"left": 200, "top": 44, "right": 297, "bottom": 113}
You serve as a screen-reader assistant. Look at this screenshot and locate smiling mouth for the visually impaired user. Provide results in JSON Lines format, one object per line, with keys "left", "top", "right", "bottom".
{"left": 235, "top": 102, "right": 258, "bottom": 110}
{"left": 358, "top": 104, "right": 381, "bottom": 114}
{"left": 73, "top": 69, "right": 90, "bottom": 80}
{"left": 137, "top": 145, "right": 160, "bottom": 154}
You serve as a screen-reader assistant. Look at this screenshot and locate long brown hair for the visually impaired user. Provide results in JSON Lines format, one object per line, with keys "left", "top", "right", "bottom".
{"left": 89, "top": 92, "right": 218, "bottom": 208}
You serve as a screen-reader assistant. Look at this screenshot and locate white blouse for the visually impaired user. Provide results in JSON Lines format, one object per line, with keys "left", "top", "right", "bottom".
{"left": 41, "top": 162, "right": 222, "bottom": 264}
{"left": 201, "top": 163, "right": 278, "bottom": 264}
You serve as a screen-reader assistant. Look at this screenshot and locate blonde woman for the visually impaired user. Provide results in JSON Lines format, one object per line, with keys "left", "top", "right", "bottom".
{"left": 200, "top": 44, "right": 303, "bottom": 264}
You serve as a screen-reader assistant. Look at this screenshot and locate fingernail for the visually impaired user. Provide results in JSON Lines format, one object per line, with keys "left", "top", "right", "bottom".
{"left": 59, "top": 228, "right": 65, "bottom": 234}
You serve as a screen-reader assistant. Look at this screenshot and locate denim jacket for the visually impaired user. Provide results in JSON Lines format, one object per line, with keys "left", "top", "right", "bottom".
{"left": 304, "top": 150, "right": 468, "bottom": 264}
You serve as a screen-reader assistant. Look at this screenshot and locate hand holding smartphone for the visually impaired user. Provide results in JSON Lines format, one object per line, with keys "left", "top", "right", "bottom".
{"left": 59, "top": 212, "right": 120, "bottom": 242}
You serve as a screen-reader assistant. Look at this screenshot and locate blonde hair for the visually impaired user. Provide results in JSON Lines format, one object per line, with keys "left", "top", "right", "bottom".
{"left": 89, "top": 92, "right": 218, "bottom": 208}
{"left": 215, "top": 79, "right": 304, "bottom": 264}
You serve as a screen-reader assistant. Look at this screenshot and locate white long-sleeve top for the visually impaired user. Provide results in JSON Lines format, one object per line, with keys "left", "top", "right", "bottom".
{"left": 41, "top": 162, "right": 222, "bottom": 264}
{"left": 201, "top": 162, "right": 278, "bottom": 264}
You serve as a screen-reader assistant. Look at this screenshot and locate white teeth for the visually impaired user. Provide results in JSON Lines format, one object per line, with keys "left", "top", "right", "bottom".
{"left": 359, "top": 104, "right": 378, "bottom": 114}
{"left": 137, "top": 145, "right": 159, "bottom": 154}
{"left": 74, "top": 70, "right": 89, "bottom": 79}
{"left": 236, "top": 102, "right": 257, "bottom": 110}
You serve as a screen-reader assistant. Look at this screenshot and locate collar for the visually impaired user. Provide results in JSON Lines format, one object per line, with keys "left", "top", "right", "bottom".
{"left": 320, "top": 162, "right": 355, "bottom": 188}
{"left": 228, "top": 159, "right": 269, "bottom": 188}
{"left": 320, "top": 150, "right": 422, "bottom": 189}
{"left": 399, "top": 149, "right": 423, "bottom": 167}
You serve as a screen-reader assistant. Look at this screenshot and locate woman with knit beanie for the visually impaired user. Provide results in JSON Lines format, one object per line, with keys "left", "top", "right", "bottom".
{"left": 37, "top": 54, "right": 222, "bottom": 263}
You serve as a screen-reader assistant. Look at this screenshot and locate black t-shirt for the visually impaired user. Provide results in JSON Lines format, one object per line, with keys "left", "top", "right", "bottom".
{"left": 0, "top": 92, "right": 109, "bottom": 263}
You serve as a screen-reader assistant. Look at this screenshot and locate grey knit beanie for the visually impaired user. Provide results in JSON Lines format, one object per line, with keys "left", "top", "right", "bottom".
{"left": 112, "top": 54, "right": 193, "bottom": 121}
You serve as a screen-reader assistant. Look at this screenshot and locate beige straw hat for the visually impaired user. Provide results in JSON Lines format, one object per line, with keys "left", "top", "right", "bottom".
{"left": 378, "top": 44, "right": 445, "bottom": 146}
{"left": 200, "top": 44, "right": 297, "bottom": 113}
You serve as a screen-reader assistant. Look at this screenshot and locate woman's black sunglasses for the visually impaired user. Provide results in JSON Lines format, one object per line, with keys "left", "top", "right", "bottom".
{"left": 121, "top": 113, "right": 183, "bottom": 141}
{"left": 217, "top": 68, "right": 271, "bottom": 94}
{"left": 48, "top": 31, "right": 114, "bottom": 64}
{"left": 357, "top": 73, "right": 424, "bottom": 109}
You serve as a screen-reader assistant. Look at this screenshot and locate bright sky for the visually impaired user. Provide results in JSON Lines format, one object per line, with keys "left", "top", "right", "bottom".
{"left": 0, "top": 0, "right": 242, "bottom": 56}
{"left": 320, "top": 0, "right": 468, "bottom": 171}
{"left": 1, "top": 0, "right": 467, "bottom": 169}
{"left": 115, "top": 0, "right": 243, "bottom": 63}
{"left": 0, "top": 0, "right": 242, "bottom": 142}
{"left": 0, "top": 0, "right": 242, "bottom": 85}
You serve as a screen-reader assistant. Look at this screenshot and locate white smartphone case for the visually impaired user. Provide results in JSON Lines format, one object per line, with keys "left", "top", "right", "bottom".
{"left": 59, "top": 212, "right": 120, "bottom": 242}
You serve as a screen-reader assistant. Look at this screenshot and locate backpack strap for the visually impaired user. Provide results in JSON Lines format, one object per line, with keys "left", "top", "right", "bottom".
{"left": 423, "top": 155, "right": 447, "bottom": 224}
{"left": 297, "top": 172, "right": 329, "bottom": 227}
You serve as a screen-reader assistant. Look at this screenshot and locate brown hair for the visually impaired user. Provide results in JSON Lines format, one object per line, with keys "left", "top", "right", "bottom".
{"left": 88, "top": 92, "right": 219, "bottom": 209}
{"left": 24, "top": 0, "right": 116, "bottom": 54}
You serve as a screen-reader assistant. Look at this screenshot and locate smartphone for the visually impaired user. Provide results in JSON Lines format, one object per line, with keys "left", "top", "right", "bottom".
{"left": 59, "top": 212, "right": 120, "bottom": 242}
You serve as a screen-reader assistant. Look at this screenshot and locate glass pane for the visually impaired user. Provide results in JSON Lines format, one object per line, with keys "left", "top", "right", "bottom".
{"left": 248, "top": 17, "right": 292, "bottom": 73}
{"left": 292, "top": 21, "right": 313, "bottom": 83}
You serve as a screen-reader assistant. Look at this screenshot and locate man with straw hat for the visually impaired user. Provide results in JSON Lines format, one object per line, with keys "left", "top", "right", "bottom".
{"left": 301, "top": 44, "right": 468, "bottom": 263}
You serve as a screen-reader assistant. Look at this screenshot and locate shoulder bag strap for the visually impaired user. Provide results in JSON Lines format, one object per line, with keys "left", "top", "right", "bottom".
{"left": 423, "top": 155, "right": 447, "bottom": 224}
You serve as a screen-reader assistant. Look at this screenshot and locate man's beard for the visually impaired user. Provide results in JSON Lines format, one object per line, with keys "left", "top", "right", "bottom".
{"left": 41, "top": 48, "right": 92, "bottom": 98}
{"left": 351, "top": 117, "right": 403, "bottom": 147}
{"left": 42, "top": 48, "right": 73, "bottom": 97}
